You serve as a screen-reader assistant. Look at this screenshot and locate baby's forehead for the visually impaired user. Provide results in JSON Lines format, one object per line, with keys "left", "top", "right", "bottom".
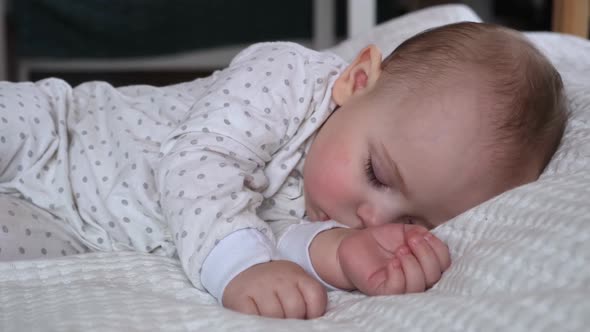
{"left": 373, "top": 81, "right": 500, "bottom": 150}
{"left": 378, "top": 68, "right": 492, "bottom": 112}
{"left": 380, "top": 58, "right": 494, "bottom": 96}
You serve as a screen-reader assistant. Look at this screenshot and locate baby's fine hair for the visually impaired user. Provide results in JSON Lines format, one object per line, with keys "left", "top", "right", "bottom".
{"left": 380, "top": 22, "right": 567, "bottom": 177}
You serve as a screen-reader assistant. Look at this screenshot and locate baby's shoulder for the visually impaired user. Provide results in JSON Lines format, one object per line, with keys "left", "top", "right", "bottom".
{"left": 230, "top": 42, "right": 335, "bottom": 67}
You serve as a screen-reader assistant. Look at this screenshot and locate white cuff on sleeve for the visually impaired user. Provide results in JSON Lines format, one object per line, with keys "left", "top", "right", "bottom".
{"left": 277, "top": 220, "right": 348, "bottom": 291}
{"left": 201, "top": 229, "right": 276, "bottom": 303}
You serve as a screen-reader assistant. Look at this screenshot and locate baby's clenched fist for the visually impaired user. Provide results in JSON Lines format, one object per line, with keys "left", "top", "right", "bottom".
{"left": 222, "top": 260, "right": 327, "bottom": 319}
{"left": 337, "top": 223, "right": 451, "bottom": 296}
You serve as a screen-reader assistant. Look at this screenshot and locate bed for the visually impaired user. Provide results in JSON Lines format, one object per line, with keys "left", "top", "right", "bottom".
{"left": 1, "top": 4, "right": 589, "bottom": 331}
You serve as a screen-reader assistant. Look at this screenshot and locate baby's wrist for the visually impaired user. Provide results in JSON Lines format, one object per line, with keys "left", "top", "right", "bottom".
{"left": 309, "top": 227, "right": 357, "bottom": 290}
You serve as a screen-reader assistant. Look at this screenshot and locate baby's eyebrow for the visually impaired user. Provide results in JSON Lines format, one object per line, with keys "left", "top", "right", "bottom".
{"left": 379, "top": 142, "right": 407, "bottom": 196}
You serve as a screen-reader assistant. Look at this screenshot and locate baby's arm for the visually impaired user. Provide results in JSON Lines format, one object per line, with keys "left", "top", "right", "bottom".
{"left": 275, "top": 220, "right": 352, "bottom": 290}
{"left": 156, "top": 42, "right": 345, "bottom": 318}
{"left": 308, "top": 227, "right": 356, "bottom": 290}
{"left": 201, "top": 229, "right": 326, "bottom": 319}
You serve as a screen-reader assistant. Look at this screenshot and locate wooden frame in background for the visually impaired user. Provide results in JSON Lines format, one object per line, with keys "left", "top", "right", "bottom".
{"left": 552, "top": 0, "right": 590, "bottom": 38}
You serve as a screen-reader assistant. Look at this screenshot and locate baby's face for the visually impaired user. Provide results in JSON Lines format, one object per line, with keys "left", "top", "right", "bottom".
{"left": 303, "top": 81, "right": 537, "bottom": 229}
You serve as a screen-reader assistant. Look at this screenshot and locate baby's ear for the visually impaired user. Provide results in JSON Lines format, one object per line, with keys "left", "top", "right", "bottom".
{"left": 332, "top": 45, "right": 382, "bottom": 106}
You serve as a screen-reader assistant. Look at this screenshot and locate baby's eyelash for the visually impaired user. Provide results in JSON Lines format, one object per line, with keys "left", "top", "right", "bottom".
{"left": 365, "top": 157, "right": 386, "bottom": 188}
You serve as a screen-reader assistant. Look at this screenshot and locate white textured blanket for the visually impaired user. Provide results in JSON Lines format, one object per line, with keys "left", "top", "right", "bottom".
{"left": 1, "top": 5, "right": 590, "bottom": 332}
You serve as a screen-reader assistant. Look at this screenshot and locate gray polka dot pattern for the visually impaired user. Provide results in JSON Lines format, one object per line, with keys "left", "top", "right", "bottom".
{"left": 0, "top": 43, "right": 346, "bottom": 291}
{"left": 0, "top": 195, "right": 88, "bottom": 260}
{"left": 156, "top": 42, "right": 345, "bottom": 289}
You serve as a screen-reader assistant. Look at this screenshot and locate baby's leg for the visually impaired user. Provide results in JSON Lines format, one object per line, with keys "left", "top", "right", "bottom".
{"left": 0, "top": 80, "right": 90, "bottom": 259}
{"left": 0, "top": 194, "right": 88, "bottom": 260}
{"left": 0, "top": 81, "right": 59, "bottom": 184}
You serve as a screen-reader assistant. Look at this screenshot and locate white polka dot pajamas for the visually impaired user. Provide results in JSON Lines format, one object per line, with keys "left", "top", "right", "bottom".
{"left": 0, "top": 42, "right": 348, "bottom": 296}
{"left": 0, "top": 80, "right": 90, "bottom": 259}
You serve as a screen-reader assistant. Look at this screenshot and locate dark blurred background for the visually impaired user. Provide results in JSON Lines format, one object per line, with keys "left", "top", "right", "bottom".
{"left": 2, "top": 0, "right": 573, "bottom": 86}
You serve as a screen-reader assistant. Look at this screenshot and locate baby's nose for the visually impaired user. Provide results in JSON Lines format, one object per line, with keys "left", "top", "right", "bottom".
{"left": 356, "top": 204, "right": 387, "bottom": 227}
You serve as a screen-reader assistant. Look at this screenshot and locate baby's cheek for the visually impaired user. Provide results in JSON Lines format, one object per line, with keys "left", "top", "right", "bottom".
{"left": 314, "top": 159, "right": 352, "bottom": 202}
{"left": 305, "top": 144, "right": 357, "bottom": 218}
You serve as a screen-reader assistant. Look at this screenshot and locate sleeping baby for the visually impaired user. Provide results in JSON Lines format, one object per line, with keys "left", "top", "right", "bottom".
{"left": 0, "top": 22, "right": 566, "bottom": 319}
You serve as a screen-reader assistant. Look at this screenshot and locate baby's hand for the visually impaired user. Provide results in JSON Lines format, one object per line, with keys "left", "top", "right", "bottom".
{"left": 222, "top": 260, "right": 327, "bottom": 319}
{"left": 337, "top": 224, "right": 450, "bottom": 296}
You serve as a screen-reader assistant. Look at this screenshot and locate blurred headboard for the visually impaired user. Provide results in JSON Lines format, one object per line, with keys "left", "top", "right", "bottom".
{"left": 552, "top": 0, "right": 589, "bottom": 38}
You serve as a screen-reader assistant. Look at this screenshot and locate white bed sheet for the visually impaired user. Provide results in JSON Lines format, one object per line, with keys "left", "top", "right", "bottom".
{"left": 1, "top": 4, "right": 590, "bottom": 332}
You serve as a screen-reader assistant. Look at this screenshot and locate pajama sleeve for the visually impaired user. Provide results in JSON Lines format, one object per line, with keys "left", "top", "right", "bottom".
{"left": 155, "top": 42, "right": 345, "bottom": 295}
{"left": 276, "top": 220, "right": 349, "bottom": 291}
{"left": 202, "top": 220, "right": 349, "bottom": 301}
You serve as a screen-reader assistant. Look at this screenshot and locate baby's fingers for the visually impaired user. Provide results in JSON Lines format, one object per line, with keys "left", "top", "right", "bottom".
{"left": 424, "top": 233, "right": 451, "bottom": 271}
{"left": 227, "top": 296, "right": 261, "bottom": 316}
{"left": 396, "top": 246, "right": 426, "bottom": 293}
{"left": 277, "top": 286, "right": 307, "bottom": 319}
{"left": 297, "top": 278, "right": 327, "bottom": 319}
{"left": 408, "top": 234, "right": 441, "bottom": 288}
{"left": 256, "top": 292, "right": 285, "bottom": 318}
{"left": 367, "top": 258, "right": 405, "bottom": 296}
